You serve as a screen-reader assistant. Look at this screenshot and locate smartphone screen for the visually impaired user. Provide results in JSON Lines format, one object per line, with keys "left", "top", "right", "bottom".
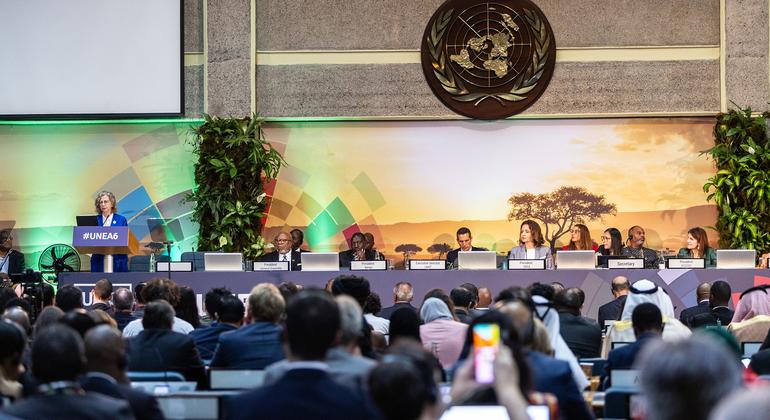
{"left": 473, "top": 323, "right": 500, "bottom": 384}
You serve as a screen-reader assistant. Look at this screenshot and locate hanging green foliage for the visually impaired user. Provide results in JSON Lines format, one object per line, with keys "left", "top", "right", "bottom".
{"left": 702, "top": 106, "right": 770, "bottom": 253}
{"left": 187, "top": 114, "right": 286, "bottom": 260}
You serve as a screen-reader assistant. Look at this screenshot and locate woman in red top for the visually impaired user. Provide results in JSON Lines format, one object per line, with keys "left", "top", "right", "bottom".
{"left": 562, "top": 223, "right": 598, "bottom": 251}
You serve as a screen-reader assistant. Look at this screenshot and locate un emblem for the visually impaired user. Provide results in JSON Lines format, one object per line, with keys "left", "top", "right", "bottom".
{"left": 421, "top": 0, "right": 556, "bottom": 120}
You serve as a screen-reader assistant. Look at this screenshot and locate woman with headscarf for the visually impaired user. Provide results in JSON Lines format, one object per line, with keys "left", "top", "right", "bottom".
{"left": 601, "top": 279, "right": 691, "bottom": 357}
{"left": 728, "top": 286, "right": 770, "bottom": 343}
{"left": 419, "top": 298, "right": 468, "bottom": 369}
{"left": 532, "top": 295, "right": 590, "bottom": 390}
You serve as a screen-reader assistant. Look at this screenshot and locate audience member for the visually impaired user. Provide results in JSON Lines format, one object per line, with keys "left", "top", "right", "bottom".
{"left": 691, "top": 280, "right": 734, "bottom": 328}
{"left": 0, "top": 287, "right": 17, "bottom": 313}
{"left": 450, "top": 287, "right": 474, "bottom": 324}
{"left": 679, "top": 282, "right": 710, "bottom": 327}
{"left": 729, "top": 286, "right": 770, "bottom": 343}
{"left": 55, "top": 284, "right": 83, "bottom": 312}
{"left": 3, "top": 298, "right": 31, "bottom": 320}
{"left": 637, "top": 336, "right": 743, "bottom": 420}
{"left": 190, "top": 294, "right": 243, "bottom": 360}
{"left": 123, "top": 278, "right": 194, "bottom": 337}
{"left": 88, "top": 278, "right": 113, "bottom": 314}
{"left": 419, "top": 298, "right": 468, "bottom": 369}
{"left": 224, "top": 290, "right": 378, "bottom": 420}
{"left": 202, "top": 287, "right": 232, "bottom": 326}
{"left": 132, "top": 282, "right": 147, "bottom": 318}
{"left": 602, "top": 279, "right": 691, "bottom": 357}
{"left": 530, "top": 318, "right": 554, "bottom": 356}
{"left": 175, "top": 285, "right": 201, "bottom": 329}
{"left": 748, "top": 326, "right": 770, "bottom": 374}
{"left": 331, "top": 275, "right": 383, "bottom": 350}
{"left": 711, "top": 387, "right": 770, "bottom": 420}
{"left": 111, "top": 288, "right": 136, "bottom": 332}
{"left": 89, "top": 309, "right": 117, "bottom": 329}
{"left": 126, "top": 300, "right": 205, "bottom": 387}
{"left": 277, "top": 281, "right": 300, "bottom": 304}
{"left": 210, "top": 283, "right": 284, "bottom": 369}
{"left": 602, "top": 303, "right": 663, "bottom": 387}
{"left": 32, "top": 306, "right": 64, "bottom": 339}
{"left": 3, "top": 324, "right": 133, "bottom": 419}
{"left": 477, "top": 286, "right": 492, "bottom": 309}
{"left": 597, "top": 276, "right": 629, "bottom": 329}
{"left": 528, "top": 282, "right": 555, "bottom": 301}
{"left": 379, "top": 281, "right": 416, "bottom": 319}
{"left": 388, "top": 307, "right": 421, "bottom": 345}
{"left": 459, "top": 282, "right": 482, "bottom": 315}
{"left": 423, "top": 288, "right": 458, "bottom": 320}
{"left": 2, "top": 307, "right": 31, "bottom": 338}
{"left": 362, "top": 292, "right": 390, "bottom": 336}
{"left": 60, "top": 309, "right": 97, "bottom": 338}
{"left": 550, "top": 281, "right": 565, "bottom": 294}
{"left": 81, "top": 325, "right": 163, "bottom": 420}
{"left": 0, "top": 320, "right": 25, "bottom": 405}
{"left": 554, "top": 288, "right": 601, "bottom": 358}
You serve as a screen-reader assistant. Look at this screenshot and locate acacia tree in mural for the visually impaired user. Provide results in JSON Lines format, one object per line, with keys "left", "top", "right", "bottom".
{"left": 395, "top": 244, "right": 423, "bottom": 261}
{"left": 507, "top": 186, "right": 617, "bottom": 251}
{"left": 427, "top": 243, "right": 452, "bottom": 259}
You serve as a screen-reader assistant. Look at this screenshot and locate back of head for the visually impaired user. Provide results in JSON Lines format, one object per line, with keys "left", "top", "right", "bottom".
{"left": 3, "top": 307, "right": 31, "bottom": 336}
{"left": 393, "top": 282, "right": 414, "bottom": 303}
{"left": 93, "top": 278, "right": 113, "bottom": 300}
{"left": 450, "top": 287, "right": 473, "bottom": 310}
{"left": 84, "top": 324, "right": 124, "bottom": 370}
{"left": 335, "top": 295, "right": 363, "bottom": 346}
{"left": 363, "top": 293, "right": 382, "bottom": 315}
{"left": 553, "top": 288, "right": 582, "bottom": 315}
{"left": 611, "top": 276, "right": 630, "bottom": 293}
{"left": 113, "top": 288, "right": 134, "bottom": 312}
{"left": 248, "top": 283, "right": 285, "bottom": 323}
{"left": 710, "top": 281, "right": 731, "bottom": 306}
{"left": 32, "top": 324, "right": 86, "bottom": 383}
{"left": 56, "top": 285, "right": 84, "bottom": 312}
{"left": 369, "top": 339, "right": 438, "bottom": 420}
{"left": 277, "top": 281, "right": 300, "bottom": 304}
{"left": 217, "top": 295, "right": 245, "bottom": 324}
{"left": 331, "top": 275, "right": 371, "bottom": 308}
{"left": 141, "top": 278, "right": 180, "bottom": 306}
{"left": 142, "top": 300, "right": 175, "bottom": 330}
{"left": 60, "top": 309, "right": 97, "bottom": 337}
{"left": 696, "top": 282, "right": 711, "bottom": 301}
{"left": 0, "top": 287, "right": 18, "bottom": 311}
{"left": 33, "top": 306, "right": 64, "bottom": 338}
{"left": 420, "top": 298, "right": 452, "bottom": 323}
{"left": 0, "top": 320, "right": 26, "bottom": 362}
{"left": 423, "top": 288, "right": 455, "bottom": 314}
{"left": 174, "top": 285, "right": 200, "bottom": 328}
{"left": 286, "top": 290, "right": 340, "bottom": 360}
{"left": 638, "top": 336, "right": 742, "bottom": 420}
{"left": 528, "top": 282, "right": 555, "bottom": 301}
{"left": 631, "top": 302, "right": 663, "bottom": 335}
{"left": 711, "top": 387, "right": 770, "bottom": 420}
{"left": 389, "top": 308, "right": 421, "bottom": 345}
{"left": 459, "top": 282, "right": 479, "bottom": 305}
{"left": 134, "top": 282, "right": 147, "bottom": 304}
{"left": 498, "top": 299, "right": 535, "bottom": 347}
{"left": 204, "top": 287, "right": 231, "bottom": 318}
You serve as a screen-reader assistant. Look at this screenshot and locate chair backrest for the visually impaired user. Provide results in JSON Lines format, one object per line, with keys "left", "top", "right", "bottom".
{"left": 579, "top": 357, "right": 608, "bottom": 377}
{"left": 604, "top": 387, "right": 638, "bottom": 419}
{"left": 128, "top": 370, "right": 187, "bottom": 382}
{"left": 209, "top": 369, "right": 266, "bottom": 390}
{"left": 181, "top": 252, "right": 207, "bottom": 271}
{"left": 129, "top": 255, "right": 170, "bottom": 272}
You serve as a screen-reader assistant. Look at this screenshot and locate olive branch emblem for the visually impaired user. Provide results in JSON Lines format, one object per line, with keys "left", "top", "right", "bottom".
{"left": 427, "top": 8, "right": 551, "bottom": 106}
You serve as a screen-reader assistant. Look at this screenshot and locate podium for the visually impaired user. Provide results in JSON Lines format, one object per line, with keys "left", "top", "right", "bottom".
{"left": 72, "top": 226, "right": 139, "bottom": 273}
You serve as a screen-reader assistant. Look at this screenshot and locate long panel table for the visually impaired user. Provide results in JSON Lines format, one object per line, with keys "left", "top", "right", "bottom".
{"left": 59, "top": 269, "right": 770, "bottom": 320}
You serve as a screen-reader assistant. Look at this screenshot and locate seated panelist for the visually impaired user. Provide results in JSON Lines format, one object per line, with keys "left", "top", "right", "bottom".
{"left": 597, "top": 227, "right": 623, "bottom": 256}
{"left": 621, "top": 225, "right": 660, "bottom": 268}
{"left": 677, "top": 227, "right": 716, "bottom": 268}
{"left": 508, "top": 220, "right": 553, "bottom": 269}
{"left": 561, "top": 223, "right": 598, "bottom": 251}
{"left": 90, "top": 191, "right": 128, "bottom": 273}
{"left": 0, "top": 229, "right": 25, "bottom": 279}
{"left": 260, "top": 232, "right": 301, "bottom": 271}
{"left": 446, "top": 227, "right": 487, "bottom": 267}
{"left": 338, "top": 232, "right": 376, "bottom": 268}
{"left": 290, "top": 228, "right": 309, "bottom": 253}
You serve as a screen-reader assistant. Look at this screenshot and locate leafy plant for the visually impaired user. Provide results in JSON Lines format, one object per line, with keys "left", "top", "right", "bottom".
{"left": 703, "top": 105, "right": 770, "bottom": 252}
{"left": 186, "top": 114, "right": 286, "bottom": 260}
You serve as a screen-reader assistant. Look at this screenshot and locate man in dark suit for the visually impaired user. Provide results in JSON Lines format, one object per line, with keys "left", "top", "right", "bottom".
{"left": 210, "top": 283, "right": 285, "bottom": 369}
{"left": 224, "top": 290, "right": 378, "bottom": 420}
{"left": 445, "top": 227, "right": 488, "bottom": 268}
{"left": 379, "top": 281, "right": 417, "bottom": 320}
{"left": 450, "top": 286, "right": 474, "bottom": 324}
{"left": 4, "top": 324, "right": 133, "bottom": 420}
{"left": 680, "top": 282, "right": 711, "bottom": 327}
{"left": 290, "top": 228, "right": 309, "bottom": 253}
{"left": 111, "top": 288, "right": 137, "bottom": 332}
{"left": 690, "top": 280, "right": 734, "bottom": 328}
{"left": 81, "top": 324, "right": 164, "bottom": 420}
{"left": 259, "top": 231, "right": 301, "bottom": 271}
{"left": 339, "top": 232, "right": 378, "bottom": 268}
{"left": 0, "top": 229, "right": 24, "bottom": 278}
{"left": 555, "top": 288, "right": 602, "bottom": 358}
{"left": 602, "top": 302, "right": 663, "bottom": 388}
{"left": 126, "top": 300, "right": 206, "bottom": 387}
{"left": 190, "top": 294, "right": 243, "bottom": 360}
{"left": 363, "top": 232, "right": 386, "bottom": 260}
{"left": 598, "top": 276, "right": 630, "bottom": 329}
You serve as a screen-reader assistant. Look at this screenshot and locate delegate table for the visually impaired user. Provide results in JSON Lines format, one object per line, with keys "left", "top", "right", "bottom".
{"left": 59, "top": 268, "right": 770, "bottom": 320}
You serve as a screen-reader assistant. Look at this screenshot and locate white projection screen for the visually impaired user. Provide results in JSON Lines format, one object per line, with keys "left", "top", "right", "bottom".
{"left": 0, "top": 0, "right": 183, "bottom": 118}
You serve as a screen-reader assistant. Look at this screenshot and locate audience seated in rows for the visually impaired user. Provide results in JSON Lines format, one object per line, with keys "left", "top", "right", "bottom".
{"left": 419, "top": 297, "right": 468, "bottom": 369}
{"left": 554, "top": 287, "right": 602, "bottom": 358}
{"left": 597, "top": 276, "right": 629, "bottom": 328}
{"left": 210, "top": 283, "right": 284, "bottom": 369}
{"left": 123, "top": 278, "right": 194, "bottom": 337}
{"left": 224, "top": 290, "right": 379, "bottom": 420}
{"left": 691, "top": 280, "right": 734, "bottom": 328}
{"left": 679, "top": 282, "right": 711, "bottom": 328}
{"left": 728, "top": 285, "right": 770, "bottom": 343}
{"left": 190, "top": 294, "right": 244, "bottom": 361}
{"left": 379, "top": 281, "right": 417, "bottom": 320}
{"left": 126, "top": 300, "right": 206, "bottom": 387}
{"left": 602, "top": 302, "right": 663, "bottom": 388}
{"left": 111, "top": 288, "right": 136, "bottom": 332}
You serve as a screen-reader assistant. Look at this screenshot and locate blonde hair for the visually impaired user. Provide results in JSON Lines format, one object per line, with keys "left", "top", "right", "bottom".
{"left": 248, "top": 283, "right": 285, "bottom": 322}
{"left": 94, "top": 191, "right": 117, "bottom": 214}
{"left": 531, "top": 318, "right": 553, "bottom": 356}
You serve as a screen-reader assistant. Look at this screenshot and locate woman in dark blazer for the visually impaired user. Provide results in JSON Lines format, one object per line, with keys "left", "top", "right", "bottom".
{"left": 508, "top": 220, "right": 553, "bottom": 269}
{"left": 677, "top": 227, "right": 717, "bottom": 268}
{"left": 90, "top": 191, "right": 129, "bottom": 272}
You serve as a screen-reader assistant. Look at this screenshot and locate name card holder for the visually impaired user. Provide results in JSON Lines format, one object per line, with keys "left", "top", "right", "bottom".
{"left": 608, "top": 258, "right": 644, "bottom": 269}
{"left": 252, "top": 261, "right": 290, "bottom": 271}
{"left": 350, "top": 260, "right": 388, "bottom": 271}
{"left": 507, "top": 259, "right": 546, "bottom": 270}
{"left": 156, "top": 261, "right": 193, "bottom": 272}
{"left": 409, "top": 259, "right": 446, "bottom": 270}
{"left": 666, "top": 258, "right": 705, "bottom": 269}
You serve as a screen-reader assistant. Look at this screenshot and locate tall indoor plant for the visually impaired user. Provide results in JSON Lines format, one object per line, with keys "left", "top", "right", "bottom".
{"left": 703, "top": 106, "right": 770, "bottom": 254}
{"left": 187, "top": 114, "right": 285, "bottom": 260}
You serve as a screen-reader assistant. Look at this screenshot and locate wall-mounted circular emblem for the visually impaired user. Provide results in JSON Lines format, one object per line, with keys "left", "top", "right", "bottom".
{"left": 421, "top": 0, "right": 556, "bottom": 120}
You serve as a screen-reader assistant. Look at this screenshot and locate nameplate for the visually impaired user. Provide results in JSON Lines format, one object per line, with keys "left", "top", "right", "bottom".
{"left": 507, "top": 259, "right": 545, "bottom": 270}
{"left": 252, "top": 261, "right": 289, "bottom": 271}
{"left": 666, "top": 258, "right": 705, "bottom": 269}
{"left": 608, "top": 258, "right": 644, "bottom": 269}
{"left": 409, "top": 260, "right": 446, "bottom": 270}
{"left": 155, "top": 261, "right": 192, "bottom": 272}
{"left": 350, "top": 260, "right": 388, "bottom": 271}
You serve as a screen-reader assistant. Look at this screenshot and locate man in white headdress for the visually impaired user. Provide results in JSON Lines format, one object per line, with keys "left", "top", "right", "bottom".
{"left": 601, "top": 279, "right": 691, "bottom": 357}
